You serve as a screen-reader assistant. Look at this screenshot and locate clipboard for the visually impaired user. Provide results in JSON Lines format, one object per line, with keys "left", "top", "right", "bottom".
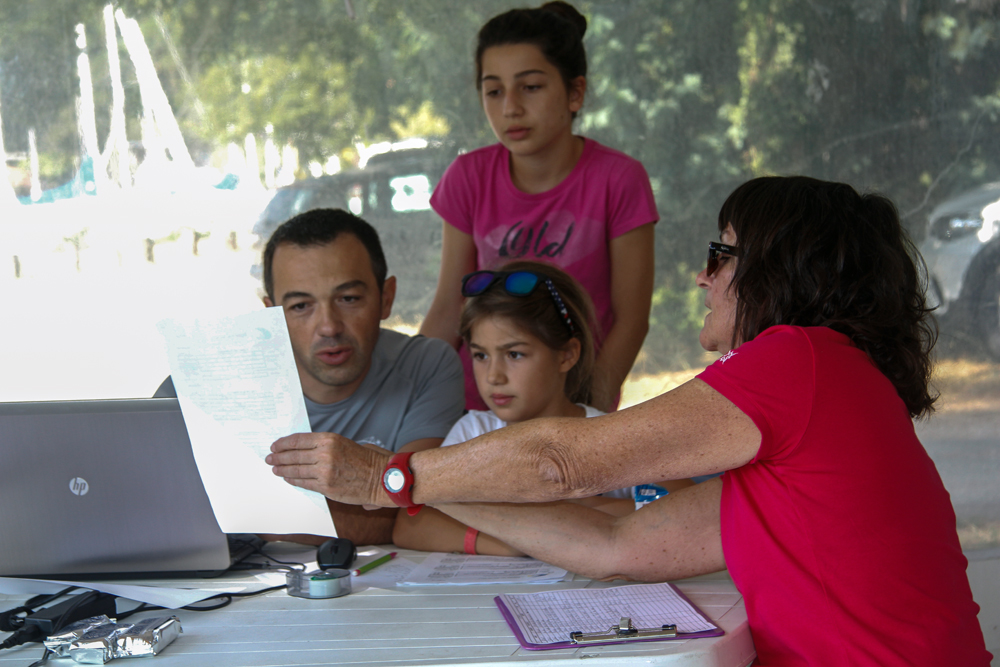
{"left": 494, "top": 582, "right": 724, "bottom": 650}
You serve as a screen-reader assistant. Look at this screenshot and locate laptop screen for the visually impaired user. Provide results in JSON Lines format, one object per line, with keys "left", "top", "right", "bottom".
{"left": 0, "top": 398, "right": 231, "bottom": 578}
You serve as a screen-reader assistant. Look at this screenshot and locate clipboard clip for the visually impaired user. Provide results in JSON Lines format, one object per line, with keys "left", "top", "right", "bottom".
{"left": 569, "top": 617, "right": 678, "bottom": 644}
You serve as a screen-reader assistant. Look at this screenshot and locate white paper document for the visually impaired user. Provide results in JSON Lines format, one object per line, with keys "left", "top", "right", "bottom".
{"left": 351, "top": 548, "right": 417, "bottom": 592}
{"left": 157, "top": 307, "right": 336, "bottom": 536}
{"left": 400, "top": 554, "right": 568, "bottom": 586}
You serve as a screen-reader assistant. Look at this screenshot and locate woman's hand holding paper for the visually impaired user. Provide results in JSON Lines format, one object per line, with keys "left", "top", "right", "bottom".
{"left": 267, "top": 432, "right": 391, "bottom": 508}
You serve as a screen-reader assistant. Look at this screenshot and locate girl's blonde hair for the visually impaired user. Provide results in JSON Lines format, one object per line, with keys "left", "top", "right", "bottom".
{"left": 459, "top": 260, "right": 596, "bottom": 405}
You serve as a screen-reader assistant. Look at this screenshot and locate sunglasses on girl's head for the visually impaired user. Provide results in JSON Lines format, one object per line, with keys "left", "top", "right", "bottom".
{"left": 707, "top": 242, "right": 739, "bottom": 277}
{"left": 460, "top": 270, "right": 578, "bottom": 335}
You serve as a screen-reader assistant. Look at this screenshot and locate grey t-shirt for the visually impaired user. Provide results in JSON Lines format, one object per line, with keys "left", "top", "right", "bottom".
{"left": 305, "top": 329, "right": 464, "bottom": 452}
{"left": 154, "top": 329, "right": 464, "bottom": 453}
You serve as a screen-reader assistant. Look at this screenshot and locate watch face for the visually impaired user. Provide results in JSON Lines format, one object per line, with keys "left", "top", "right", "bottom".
{"left": 383, "top": 467, "right": 405, "bottom": 493}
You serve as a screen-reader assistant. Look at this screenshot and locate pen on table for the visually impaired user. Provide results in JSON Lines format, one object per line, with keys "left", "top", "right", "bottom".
{"left": 351, "top": 552, "right": 397, "bottom": 576}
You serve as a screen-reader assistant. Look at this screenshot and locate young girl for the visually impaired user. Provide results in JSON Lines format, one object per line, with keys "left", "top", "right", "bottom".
{"left": 419, "top": 1, "right": 658, "bottom": 413}
{"left": 394, "top": 261, "right": 679, "bottom": 556}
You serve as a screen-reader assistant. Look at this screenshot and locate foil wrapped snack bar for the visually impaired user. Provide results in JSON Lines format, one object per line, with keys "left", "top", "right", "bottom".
{"left": 43, "top": 616, "right": 116, "bottom": 658}
{"left": 68, "top": 625, "right": 119, "bottom": 664}
{"left": 64, "top": 616, "right": 182, "bottom": 664}
{"left": 114, "top": 616, "right": 182, "bottom": 657}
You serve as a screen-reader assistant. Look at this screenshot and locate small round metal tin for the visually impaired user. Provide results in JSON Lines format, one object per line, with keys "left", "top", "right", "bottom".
{"left": 286, "top": 568, "right": 352, "bottom": 599}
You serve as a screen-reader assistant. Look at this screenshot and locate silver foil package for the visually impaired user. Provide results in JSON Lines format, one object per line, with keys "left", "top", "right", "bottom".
{"left": 64, "top": 616, "right": 182, "bottom": 664}
{"left": 114, "top": 616, "right": 182, "bottom": 658}
{"left": 43, "top": 616, "right": 116, "bottom": 658}
{"left": 69, "top": 627, "right": 117, "bottom": 664}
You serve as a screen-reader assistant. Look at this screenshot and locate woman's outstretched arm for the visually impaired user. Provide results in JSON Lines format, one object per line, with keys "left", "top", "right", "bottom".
{"left": 268, "top": 379, "right": 758, "bottom": 509}
{"left": 435, "top": 478, "right": 725, "bottom": 582}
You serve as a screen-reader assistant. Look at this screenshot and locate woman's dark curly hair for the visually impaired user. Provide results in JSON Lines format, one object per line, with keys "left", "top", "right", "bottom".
{"left": 720, "top": 176, "right": 938, "bottom": 418}
{"left": 459, "top": 260, "right": 597, "bottom": 405}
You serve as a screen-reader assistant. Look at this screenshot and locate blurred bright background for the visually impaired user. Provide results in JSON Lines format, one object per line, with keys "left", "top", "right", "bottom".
{"left": 1, "top": 1, "right": 999, "bottom": 554}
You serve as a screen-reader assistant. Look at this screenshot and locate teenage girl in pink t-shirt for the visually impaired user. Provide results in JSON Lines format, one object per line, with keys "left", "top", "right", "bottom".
{"left": 420, "top": 2, "right": 659, "bottom": 412}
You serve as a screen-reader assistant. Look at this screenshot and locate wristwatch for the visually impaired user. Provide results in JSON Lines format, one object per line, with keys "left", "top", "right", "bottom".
{"left": 382, "top": 452, "right": 423, "bottom": 516}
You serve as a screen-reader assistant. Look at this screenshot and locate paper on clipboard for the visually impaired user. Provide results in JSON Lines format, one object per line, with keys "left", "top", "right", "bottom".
{"left": 495, "top": 582, "right": 723, "bottom": 649}
{"left": 156, "top": 307, "right": 336, "bottom": 537}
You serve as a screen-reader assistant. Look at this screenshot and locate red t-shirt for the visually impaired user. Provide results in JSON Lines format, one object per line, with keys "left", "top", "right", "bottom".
{"left": 698, "top": 326, "right": 990, "bottom": 666}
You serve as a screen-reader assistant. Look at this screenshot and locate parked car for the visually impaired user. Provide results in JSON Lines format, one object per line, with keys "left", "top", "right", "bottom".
{"left": 919, "top": 181, "right": 1000, "bottom": 358}
{"left": 251, "top": 143, "right": 460, "bottom": 319}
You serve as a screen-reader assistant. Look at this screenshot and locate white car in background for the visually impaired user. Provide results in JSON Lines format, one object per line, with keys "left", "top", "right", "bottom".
{"left": 250, "top": 144, "right": 460, "bottom": 320}
{"left": 919, "top": 182, "right": 1000, "bottom": 358}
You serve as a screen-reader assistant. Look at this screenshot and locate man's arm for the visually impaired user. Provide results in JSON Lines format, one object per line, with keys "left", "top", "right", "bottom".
{"left": 261, "top": 499, "right": 396, "bottom": 546}
{"left": 260, "top": 497, "right": 396, "bottom": 546}
{"left": 327, "top": 500, "right": 396, "bottom": 545}
{"left": 392, "top": 506, "right": 525, "bottom": 557}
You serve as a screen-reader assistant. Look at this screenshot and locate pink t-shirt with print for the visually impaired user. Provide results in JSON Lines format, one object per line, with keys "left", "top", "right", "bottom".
{"left": 431, "top": 139, "right": 658, "bottom": 408}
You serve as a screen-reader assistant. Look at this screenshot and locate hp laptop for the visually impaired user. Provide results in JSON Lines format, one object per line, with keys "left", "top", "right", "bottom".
{"left": 0, "top": 398, "right": 237, "bottom": 578}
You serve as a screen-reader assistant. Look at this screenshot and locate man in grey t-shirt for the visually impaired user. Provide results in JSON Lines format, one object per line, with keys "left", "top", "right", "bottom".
{"left": 256, "top": 208, "right": 463, "bottom": 544}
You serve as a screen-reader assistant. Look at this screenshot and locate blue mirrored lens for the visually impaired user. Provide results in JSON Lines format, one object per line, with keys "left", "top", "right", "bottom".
{"left": 464, "top": 272, "right": 496, "bottom": 295}
{"left": 504, "top": 272, "right": 539, "bottom": 295}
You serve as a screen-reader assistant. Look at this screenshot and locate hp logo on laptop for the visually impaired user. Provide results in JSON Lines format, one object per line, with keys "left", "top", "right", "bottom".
{"left": 69, "top": 477, "right": 89, "bottom": 496}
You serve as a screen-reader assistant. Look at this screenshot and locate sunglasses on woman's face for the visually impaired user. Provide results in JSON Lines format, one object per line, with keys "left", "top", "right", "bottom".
{"left": 707, "top": 242, "right": 739, "bottom": 277}
{"left": 460, "top": 270, "right": 578, "bottom": 335}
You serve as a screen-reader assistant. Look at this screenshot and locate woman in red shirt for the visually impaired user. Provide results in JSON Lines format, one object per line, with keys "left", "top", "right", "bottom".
{"left": 270, "top": 176, "right": 991, "bottom": 666}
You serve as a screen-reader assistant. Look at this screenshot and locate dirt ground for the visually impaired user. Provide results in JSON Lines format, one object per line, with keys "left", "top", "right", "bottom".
{"left": 925, "top": 359, "right": 1000, "bottom": 550}
{"left": 931, "top": 358, "right": 1000, "bottom": 414}
{"left": 620, "top": 356, "right": 1000, "bottom": 413}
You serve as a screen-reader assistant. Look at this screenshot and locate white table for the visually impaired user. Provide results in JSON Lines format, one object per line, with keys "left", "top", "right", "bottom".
{"left": 0, "top": 549, "right": 755, "bottom": 667}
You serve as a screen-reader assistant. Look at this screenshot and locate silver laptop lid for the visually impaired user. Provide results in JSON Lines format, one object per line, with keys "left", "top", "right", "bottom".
{"left": 0, "top": 398, "right": 231, "bottom": 577}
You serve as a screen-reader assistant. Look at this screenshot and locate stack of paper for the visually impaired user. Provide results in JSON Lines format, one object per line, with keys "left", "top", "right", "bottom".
{"left": 400, "top": 554, "right": 568, "bottom": 586}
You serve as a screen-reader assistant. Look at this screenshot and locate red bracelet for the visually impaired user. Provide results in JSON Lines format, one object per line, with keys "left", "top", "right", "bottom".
{"left": 464, "top": 527, "right": 479, "bottom": 555}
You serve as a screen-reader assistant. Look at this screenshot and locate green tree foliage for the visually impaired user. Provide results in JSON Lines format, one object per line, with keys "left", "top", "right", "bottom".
{"left": 2, "top": 0, "right": 999, "bottom": 367}
{"left": 196, "top": 49, "right": 357, "bottom": 164}
{"left": 0, "top": 0, "right": 109, "bottom": 183}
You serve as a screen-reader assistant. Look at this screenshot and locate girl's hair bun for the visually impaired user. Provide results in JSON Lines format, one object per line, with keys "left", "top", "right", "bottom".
{"left": 540, "top": 2, "right": 587, "bottom": 38}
